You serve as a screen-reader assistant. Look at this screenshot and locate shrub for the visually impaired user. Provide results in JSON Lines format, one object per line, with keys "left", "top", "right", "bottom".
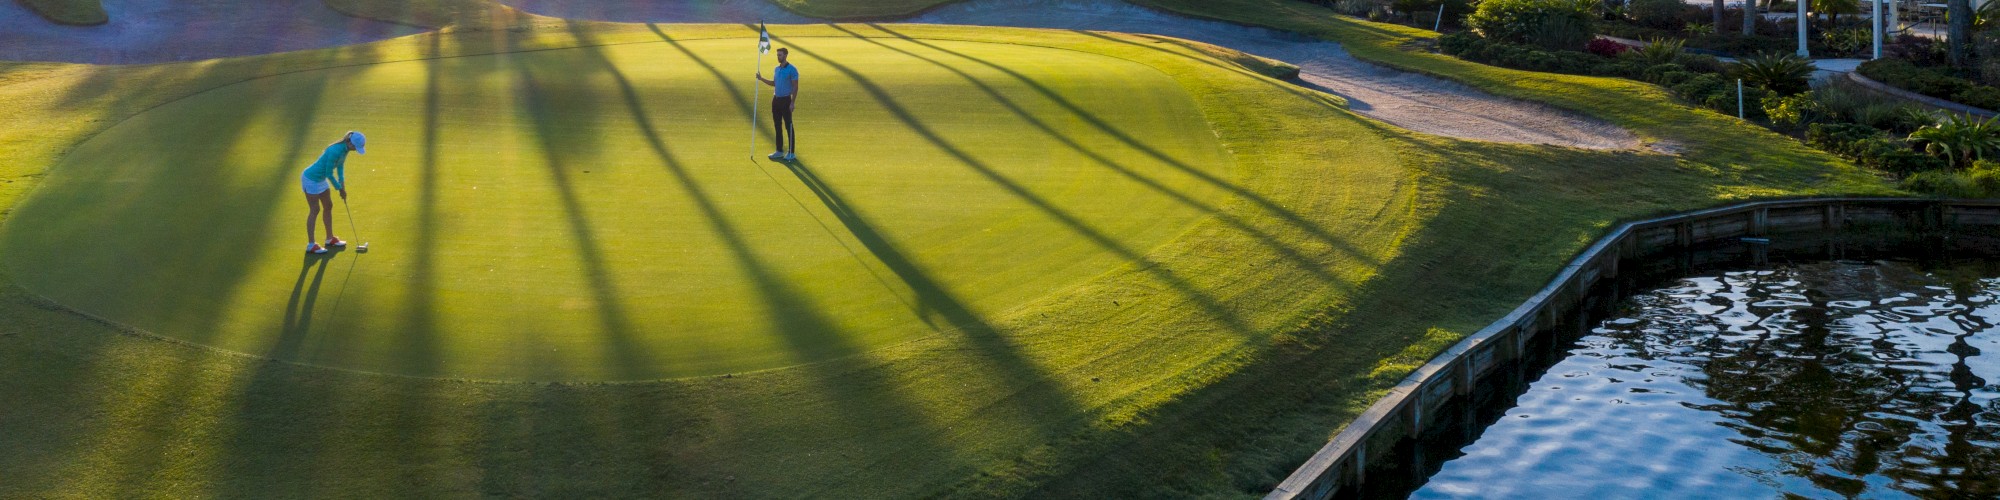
{"left": 1909, "top": 113, "right": 2000, "bottom": 167}
{"left": 1733, "top": 52, "right": 1815, "bottom": 95}
{"left": 1653, "top": 70, "right": 1699, "bottom": 86}
{"left": 1822, "top": 28, "right": 1870, "bottom": 56}
{"left": 1902, "top": 170, "right": 1987, "bottom": 197}
{"left": 1585, "top": 37, "right": 1631, "bottom": 57}
{"left": 1334, "top": 0, "right": 1379, "bottom": 16}
{"left": 1885, "top": 34, "right": 1945, "bottom": 66}
{"left": 1806, "top": 122, "right": 1882, "bottom": 155}
{"left": 1527, "top": 13, "right": 1595, "bottom": 49}
{"left": 1642, "top": 63, "right": 1686, "bottom": 83}
{"left": 1628, "top": 0, "right": 1688, "bottom": 29}
{"left": 1675, "top": 53, "right": 1727, "bottom": 74}
{"left": 1954, "top": 86, "right": 2000, "bottom": 110}
{"left": 1466, "top": 0, "right": 1599, "bottom": 45}
{"left": 1765, "top": 92, "right": 1827, "bottom": 130}
{"left": 1970, "top": 162, "right": 2000, "bottom": 194}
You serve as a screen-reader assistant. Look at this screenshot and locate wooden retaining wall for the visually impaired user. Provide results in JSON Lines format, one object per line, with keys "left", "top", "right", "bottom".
{"left": 1267, "top": 198, "right": 2000, "bottom": 500}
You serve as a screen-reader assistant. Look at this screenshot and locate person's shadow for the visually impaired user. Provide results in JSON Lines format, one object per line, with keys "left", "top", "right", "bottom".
{"left": 275, "top": 249, "right": 339, "bottom": 358}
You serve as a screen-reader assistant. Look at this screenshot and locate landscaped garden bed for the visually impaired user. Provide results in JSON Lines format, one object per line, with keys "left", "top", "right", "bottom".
{"left": 1407, "top": 0, "right": 2000, "bottom": 197}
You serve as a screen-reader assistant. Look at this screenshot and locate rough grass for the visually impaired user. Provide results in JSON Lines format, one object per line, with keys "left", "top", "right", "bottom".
{"left": 15, "top": 0, "right": 107, "bottom": 25}
{"left": 0, "top": 3, "right": 1899, "bottom": 499}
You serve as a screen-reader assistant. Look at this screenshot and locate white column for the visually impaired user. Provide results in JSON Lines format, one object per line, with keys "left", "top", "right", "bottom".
{"left": 1874, "top": 0, "right": 1883, "bottom": 59}
{"left": 1799, "top": 0, "right": 1810, "bottom": 57}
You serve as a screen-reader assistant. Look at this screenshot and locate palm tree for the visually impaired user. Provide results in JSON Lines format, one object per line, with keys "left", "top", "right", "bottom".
{"left": 1715, "top": 0, "right": 1726, "bottom": 30}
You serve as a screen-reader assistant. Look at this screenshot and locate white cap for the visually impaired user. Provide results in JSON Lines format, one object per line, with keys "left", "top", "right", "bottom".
{"left": 347, "top": 131, "right": 366, "bottom": 155}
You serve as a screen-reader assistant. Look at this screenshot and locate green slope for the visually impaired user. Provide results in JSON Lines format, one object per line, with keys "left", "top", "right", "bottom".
{"left": 1, "top": 35, "right": 1233, "bottom": 381}
{"left": 0, "top": 22, "right": 1423, "bottom": 497}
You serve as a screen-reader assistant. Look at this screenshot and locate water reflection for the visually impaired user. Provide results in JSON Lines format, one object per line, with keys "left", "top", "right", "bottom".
{"left": 1417, "top": 260, "right": 2000, "bottom": 498}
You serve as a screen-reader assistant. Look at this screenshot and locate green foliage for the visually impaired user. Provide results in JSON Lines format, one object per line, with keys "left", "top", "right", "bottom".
{"left": 1807, "top": 122, "right": 1948, "bottom": 174}
{"left": 1684, "top": 22, "right": 1716, "bottom": 36}
{"left": 1901, "top": 170, "right": 1992, "bottom": 196}
{"left": 1821, "top": 28, "right": 1870, "bottom": 56}
{"left": 1856, "top": 58, "right": 2000, "bottom": 111}
{"left": 1627, "top": 0, "right": 1689, "bottom": 29}
{"left": 1904, "top": 160, "right": 2000, "bottom": 197}
{"left": 1465, "top": 0, "right": 1599, "bottom": 45}
{"left": 1810, "top": 0, "right": 1862, "bottom": 17}
{"left": 1526, "top": 13, "right": 1596, "bottom": 49}
{"left": 1624, "top": 37, "right": 1686, "bottom": 65}
{"left": 1335, "top": 0, "right": 1380, "bottom": 16}
{"left": 1764, "top": 92, "right": 1827, "bottom": 130}
{"left": 1811, "top": 84, "right": 1936, "bottom": 133}
{"left": 1733, "top": 52, "right": 1815, "bottom": 95}
{"left": 1909, "top": 114, "right": 2000, "bottom": 167}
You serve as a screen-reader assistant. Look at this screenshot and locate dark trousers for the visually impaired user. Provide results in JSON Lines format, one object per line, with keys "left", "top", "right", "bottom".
{"left": 772, "top": 96, "right": 796, "bottom": 154}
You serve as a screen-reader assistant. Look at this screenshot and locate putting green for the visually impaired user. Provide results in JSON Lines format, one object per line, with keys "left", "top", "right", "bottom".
{"left": 1, "top": 35, "right": 1235, "bottom": 381}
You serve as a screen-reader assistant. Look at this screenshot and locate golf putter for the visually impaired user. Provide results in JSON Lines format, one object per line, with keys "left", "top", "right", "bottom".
{"left": 343, "top": 198, "right": 370, "bottom": 253}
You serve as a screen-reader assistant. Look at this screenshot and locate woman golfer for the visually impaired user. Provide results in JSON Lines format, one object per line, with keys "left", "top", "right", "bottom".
{"left": 301, "top": 131, "right": 364, "bottom": 254}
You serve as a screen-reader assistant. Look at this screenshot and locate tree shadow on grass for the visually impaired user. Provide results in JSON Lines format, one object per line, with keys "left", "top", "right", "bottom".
{"left": 775, "top": 35, "right": 1256, "bottom": 336}
{"left": 827, "top": 24, "right": 1354, "bottom": 291}
{"left": 870, "top": 25, "right": 1376, "bottom": 269}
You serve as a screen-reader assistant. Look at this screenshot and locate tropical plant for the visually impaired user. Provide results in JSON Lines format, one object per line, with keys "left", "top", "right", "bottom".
{"left": 1685, "top": 22, "right": 1717, "bottom": 35}
{"left": 1734, "top": 52, "right": 1816, "bottom": 95}
{"left": 1908, "top": 113, "right": 2000, "bottom": 167}
{"left": 1625, "top": 37, "right": 1686, "bottom": 65}
{"left": 1465, "top": 0, "right": 1599, "bottom": 45}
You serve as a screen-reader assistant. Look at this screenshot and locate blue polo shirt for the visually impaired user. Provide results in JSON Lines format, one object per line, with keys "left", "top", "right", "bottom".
{"left": 773, "top": 63, "right": 799, "bottom": 98}
{"left": 302, "top": 142, "right": 351, "bottom": 191}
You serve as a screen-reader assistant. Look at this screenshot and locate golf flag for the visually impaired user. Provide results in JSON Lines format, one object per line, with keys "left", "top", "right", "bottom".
{"left": 758, "top": 23, "right": 771, "bottom": 54}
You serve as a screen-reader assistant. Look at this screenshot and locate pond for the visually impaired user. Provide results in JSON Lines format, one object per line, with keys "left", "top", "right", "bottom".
{"left": 1413, "top": 255, "right": 2000, "bottom": 498}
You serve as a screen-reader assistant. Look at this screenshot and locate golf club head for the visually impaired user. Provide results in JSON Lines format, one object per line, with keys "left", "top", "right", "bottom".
{"left": 358, "top": 243, "right": 370, "bottom": 253}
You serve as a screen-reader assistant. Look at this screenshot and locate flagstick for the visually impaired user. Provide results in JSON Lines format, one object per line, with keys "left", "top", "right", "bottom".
{"left": 751, "top": 48, "right": 764, "bottom": 159}
{"left": 750, "top": 22, "right": 766, "bottom": 160}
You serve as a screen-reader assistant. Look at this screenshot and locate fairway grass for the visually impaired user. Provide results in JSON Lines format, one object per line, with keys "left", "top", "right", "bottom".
{"left": 0, "top": 13, "right": 1895, "bottom": 500}
{"left": 1, "top": 35, "right": 1234, "bottom": 381}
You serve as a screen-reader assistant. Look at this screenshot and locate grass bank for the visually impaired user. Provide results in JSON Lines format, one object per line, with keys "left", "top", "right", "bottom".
{"left": 3, "top": 21, "right": 1409, "bottom": 497}
{"left": 1, "top": 2, "right": 1897, "bottom": 498}
{"left": 16, "top": 0, "right": 107, "bottom": 25}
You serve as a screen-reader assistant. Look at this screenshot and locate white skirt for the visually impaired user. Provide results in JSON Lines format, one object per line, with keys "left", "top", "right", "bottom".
{"left": 301, "top": 171, "right": 331, "bottom": 195}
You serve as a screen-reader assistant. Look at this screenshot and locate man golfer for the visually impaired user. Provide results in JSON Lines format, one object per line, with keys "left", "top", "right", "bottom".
{"left": 756, "top": 47, "right": 801, "bottom": 161}
{"left": 301, "top": 131, "right": 364, "bottom": 254}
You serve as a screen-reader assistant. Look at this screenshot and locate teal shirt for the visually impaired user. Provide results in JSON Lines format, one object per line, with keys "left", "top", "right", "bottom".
{"left": 773, "top": 63, "right": 799, "bottom": 97}
{"left": 302, "top": 142, "right": 352, "bottom": 191}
